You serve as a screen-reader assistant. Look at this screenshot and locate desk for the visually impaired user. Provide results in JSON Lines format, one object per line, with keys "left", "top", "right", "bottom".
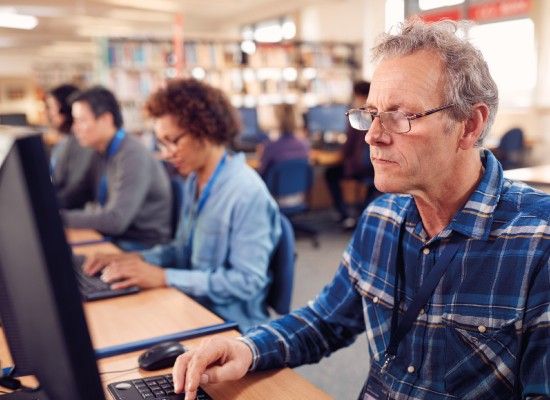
{"left": 65, "top": 228, "right": 104, "bottom": 244}
{"left": 246, "top": 148, "right": 342, "bottom": 170}
{"left": 503, "top": 164, "right": 550, "bottom": 187}
{"left": 1, "top": 240, "right": 331, "bottom": 400}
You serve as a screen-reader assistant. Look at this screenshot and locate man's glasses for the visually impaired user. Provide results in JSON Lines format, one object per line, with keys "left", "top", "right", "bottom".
{"left": 345, "top": 104, "right": 455, "bottom": 134}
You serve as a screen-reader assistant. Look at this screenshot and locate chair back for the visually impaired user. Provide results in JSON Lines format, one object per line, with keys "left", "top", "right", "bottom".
{"left": 263, "top": 158, "right": 313, "bottom": 215}
{"left": 170, "top": 177, "right": 184, "bottom": 238}
{"left": 266, "top": 214, "right": 295, "bottom": 314}
{"left": 498, "top": 128, "right": 525, "bottom": 169}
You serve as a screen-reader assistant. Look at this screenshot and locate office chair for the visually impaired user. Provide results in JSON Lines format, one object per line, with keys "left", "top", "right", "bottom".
{"left": 170, "top": 177, "right": 184, "bottom": 238}
{"left": 266, "top": 214, "right": 296, "bottom": 315}
{"left": 494, "top": 128, "right": 525, "bottom": 170}
{"left": 263, "top": 158, "right": 319, "bottom": 248}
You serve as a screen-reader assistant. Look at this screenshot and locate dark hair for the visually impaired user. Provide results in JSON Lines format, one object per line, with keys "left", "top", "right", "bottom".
{"left": 49, "top": 84, "right": 79, "bottom": 134}
{"left": 274, "top": 103, "right": 296, "bottom": 135}
{"left": 353, "top": 80, "right": 371, "bottom": 97}
{"left": 69, "top": 86, "right": 123, "bottom": 129}
{"left": 145, "top": 79, "right": 240, "bottom": 145}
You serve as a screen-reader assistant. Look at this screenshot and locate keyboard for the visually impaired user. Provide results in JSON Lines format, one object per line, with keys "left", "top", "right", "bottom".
{"left": 108, "top": 374, "right": 212, "bottom": 400}
{"left": 72, "top": 254, "right": 140, "bottom": 301}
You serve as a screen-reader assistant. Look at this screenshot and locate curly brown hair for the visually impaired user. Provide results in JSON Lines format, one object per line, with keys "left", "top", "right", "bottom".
{"left": 145, "top": 78, "right": 240, "bottom": 145}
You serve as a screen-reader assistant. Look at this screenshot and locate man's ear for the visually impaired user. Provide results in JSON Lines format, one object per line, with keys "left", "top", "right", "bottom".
{"left": 458, "top": 103, "right": 489, "bottom": 150}
{"left": 97, "top": 111, "right": 115, "bottom": 128}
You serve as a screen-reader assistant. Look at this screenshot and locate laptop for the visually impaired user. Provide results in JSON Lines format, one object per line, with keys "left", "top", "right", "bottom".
{"left": 72, "top": 254, "right": 140, "bottom": 301}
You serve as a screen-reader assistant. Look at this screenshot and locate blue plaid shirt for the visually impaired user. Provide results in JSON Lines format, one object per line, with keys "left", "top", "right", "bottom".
{"left": 243, "top": 150, "right": 550, "bottom": 400}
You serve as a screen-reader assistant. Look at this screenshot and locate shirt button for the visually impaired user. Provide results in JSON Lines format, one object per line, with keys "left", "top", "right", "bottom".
{"left": 422, "top": 248, "right": 430, "bottom": 255}
{"left": 372, "top": 296, "right": 379, "bottom": 304}
{"left": 478, "top": 325, "right": 487, "bottom": 333}
{"left": 407, "top": 365, "right": 415, "bottom": 374}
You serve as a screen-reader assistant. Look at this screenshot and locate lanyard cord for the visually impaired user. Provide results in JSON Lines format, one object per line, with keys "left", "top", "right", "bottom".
{"left": 97, "top": 129, "right": 126, "bottom": 206}
{"left": 381, "top": 224, "right": 460, "bottom": 373}
{"left": 185, "top": 151, "right": 228, "bottom": 249}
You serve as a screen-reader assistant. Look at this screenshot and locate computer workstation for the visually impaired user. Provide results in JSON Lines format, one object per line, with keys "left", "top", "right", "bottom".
{"left": 0, "top": 127, "right": 330, "bottom": 399}
{"left": 304, "top": 103, "right": 348, "bottom": 150}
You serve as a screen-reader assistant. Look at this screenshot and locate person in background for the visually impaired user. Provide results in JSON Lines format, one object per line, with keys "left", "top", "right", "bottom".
{"left": 324, "top": 80, "right": 380, "bottom": 230}
{"left": 46, "top": 84, "right": 96, "bottom": 209}
{"left": 257, "top": 103, "right": 310, "bottom": 176}
{"left": 83, "top": 79, "right": 281, "bottom": 331}
{"left": 61, "top": 86, "right": 172, "bottom": 251}
{"left": 169, "top": 19, "right": 550, "bottom": 400}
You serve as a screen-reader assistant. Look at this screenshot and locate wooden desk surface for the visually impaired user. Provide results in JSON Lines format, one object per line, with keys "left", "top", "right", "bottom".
{"left": 246, "top": 148, "right": 342, "bottom": 170}
{"left": 503, "top": 164, "right": 550, "bottom": 186}
{"left": 1, "top": 240, "right": 331, "bottom": 399}
{"left": 65, "top": 228, "right": 104, "bottom": 244}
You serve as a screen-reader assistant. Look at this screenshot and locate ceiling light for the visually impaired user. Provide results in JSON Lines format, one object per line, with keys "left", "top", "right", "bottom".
{"left": 0, "top": 11, "right": 38, "bottom": 30}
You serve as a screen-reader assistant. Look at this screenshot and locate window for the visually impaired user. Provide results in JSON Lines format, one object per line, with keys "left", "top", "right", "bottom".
{"left": 468, "top": 18, "right": 536, "bottom": 107}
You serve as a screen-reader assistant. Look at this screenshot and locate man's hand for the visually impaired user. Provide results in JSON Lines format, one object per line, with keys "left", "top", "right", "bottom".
{"left": 172, "top": 337, "right": 253, "bottom": 400}
{"left": 83, "top": 252, "right": 140, "bottom": 276}
{"left": 100, "top": 258, "right": 166, "bottom": 290}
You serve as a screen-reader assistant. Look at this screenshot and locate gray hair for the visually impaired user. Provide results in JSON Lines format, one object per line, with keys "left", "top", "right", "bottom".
{"left": 372, "top": 18, "right": 498, "bottom": 145}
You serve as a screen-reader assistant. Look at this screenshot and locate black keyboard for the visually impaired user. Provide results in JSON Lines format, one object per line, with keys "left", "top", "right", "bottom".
{"left": 72, "top": 255, "right": 139, "bottom": 301}
{"left": 108, "top": 374, "right": 212, "bottom": 400}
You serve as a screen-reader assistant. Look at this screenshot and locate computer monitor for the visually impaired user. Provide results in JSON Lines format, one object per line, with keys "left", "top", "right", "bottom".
{"left": 0, "top": 113, "right": 28, "bottom": 127}
{"left": 238, "top": 107, "right": 260, "bottom": 142}
{"left": 0, "top": 127, "right": 104, "bottom": 399}
{"left": 305, "top": 103, "right": 348, "bottom": 134}
{"left": 233, "top": 107, "right": 267, "bottom": 152}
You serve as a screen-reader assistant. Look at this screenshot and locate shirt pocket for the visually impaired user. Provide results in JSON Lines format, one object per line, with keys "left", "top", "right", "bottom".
{"left": 442, "top": 313, "right": 520, "bottom": 400}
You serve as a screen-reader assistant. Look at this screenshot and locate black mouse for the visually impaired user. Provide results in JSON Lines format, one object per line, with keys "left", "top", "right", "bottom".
{"left": 138, "top": 341, "right": 186, "bottom": 371}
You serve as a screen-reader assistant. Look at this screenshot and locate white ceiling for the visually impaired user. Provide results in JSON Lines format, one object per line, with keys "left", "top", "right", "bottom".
{"left": 0, "top": 0, "right": 329, "bottom": 61}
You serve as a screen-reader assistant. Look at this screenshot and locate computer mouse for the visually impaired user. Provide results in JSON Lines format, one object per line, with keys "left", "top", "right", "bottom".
{"left": 138, "top": 341, "right": 186, "bottom": 371}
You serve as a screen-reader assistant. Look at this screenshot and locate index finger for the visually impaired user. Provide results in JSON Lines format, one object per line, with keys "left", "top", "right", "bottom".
{"left": 82, "top": 255, "right": 106, "bottom": 276}
{"left": 172, "top": 352, "right": 192, "bottom": 394}
{"left": 183, "top": 343, "right": 226, "bottom": 396}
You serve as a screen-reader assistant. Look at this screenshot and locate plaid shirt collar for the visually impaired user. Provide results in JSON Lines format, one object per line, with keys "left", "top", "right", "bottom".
{"left": 405, "top": 149, "right": 503, "bottom": 242}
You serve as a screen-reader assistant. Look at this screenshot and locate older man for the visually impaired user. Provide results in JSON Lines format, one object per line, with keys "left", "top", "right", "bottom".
{"left": 171, "top": 19, "right": 550, "bottom": 400}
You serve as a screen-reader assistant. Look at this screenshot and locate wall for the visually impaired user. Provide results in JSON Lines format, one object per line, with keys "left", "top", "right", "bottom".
{"left": 300, "top": 0, "right": 366, "bottom": 42}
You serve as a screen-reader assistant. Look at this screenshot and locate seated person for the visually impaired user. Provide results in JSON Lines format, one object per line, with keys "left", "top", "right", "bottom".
{"left": 61, "top": 86, "right": 172, "bottom": 251}
{"left": 84, "top": 79, "right": 282, "bottom": 331}
{"left": 168, "top": 19, "right": 550, "bottom": 400}
{"left": 46, "top": 84, "right": 96, "bottom": 209}
{"left": 324, "top": 80, "right": 380, "bottom": 229}
{"left": 256, "top": 103, "right": 310, "bottom": 176}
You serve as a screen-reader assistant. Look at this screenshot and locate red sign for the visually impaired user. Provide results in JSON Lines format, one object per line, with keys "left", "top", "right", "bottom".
{"left": 419, "top": 8, "right": 462, "bottom": 22}
{"left": 468, "top": 0, "right": 531, "bottom": 21}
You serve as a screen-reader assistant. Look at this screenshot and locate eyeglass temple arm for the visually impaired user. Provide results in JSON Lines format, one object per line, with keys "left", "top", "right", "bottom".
{"left": 408, "top": 104, "right": 454, "bottom": 120}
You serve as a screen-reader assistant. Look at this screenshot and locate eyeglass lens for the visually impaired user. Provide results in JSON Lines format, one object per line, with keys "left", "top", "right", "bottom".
{"left": 348, "top": 110, "right": 411, "bottom": 133}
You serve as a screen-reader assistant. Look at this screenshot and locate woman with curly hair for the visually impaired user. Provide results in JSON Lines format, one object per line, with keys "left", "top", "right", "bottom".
{"left": 84, "top": 79, "right": 281, "bottom": 331}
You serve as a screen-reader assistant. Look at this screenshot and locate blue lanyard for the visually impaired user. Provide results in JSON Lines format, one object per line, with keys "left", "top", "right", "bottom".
{"left": 97, "top": 129, "right": 126, "bottom": 206}
{"left": 186, "top": 152, "right": 228, "bottom": 249}
{"left": 381, "top": 224, "right": 460, "bottom": 374}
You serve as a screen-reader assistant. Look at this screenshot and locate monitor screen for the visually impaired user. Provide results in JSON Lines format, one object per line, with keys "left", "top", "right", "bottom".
{"left": 305, "top": 104, "right": 348, "bottom": 134}
{"left": 238, "top": 107, "right": 261, "bottom": 142}
{"left": 0, "top": 127, "right": 104, "bottom": 399}
{"left": 0, "top": 114, "right": 28, "bottom": 127}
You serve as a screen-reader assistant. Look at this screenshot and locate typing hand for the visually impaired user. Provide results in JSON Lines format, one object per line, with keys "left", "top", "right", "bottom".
{"left": 100, "top": 258, "right": 166, "bottom": 290}
{"left": 172, "top": 337, "right": 253, "bottom": 400}
{"left": 83, "top": 253, "right": 139, "bottom": 276}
